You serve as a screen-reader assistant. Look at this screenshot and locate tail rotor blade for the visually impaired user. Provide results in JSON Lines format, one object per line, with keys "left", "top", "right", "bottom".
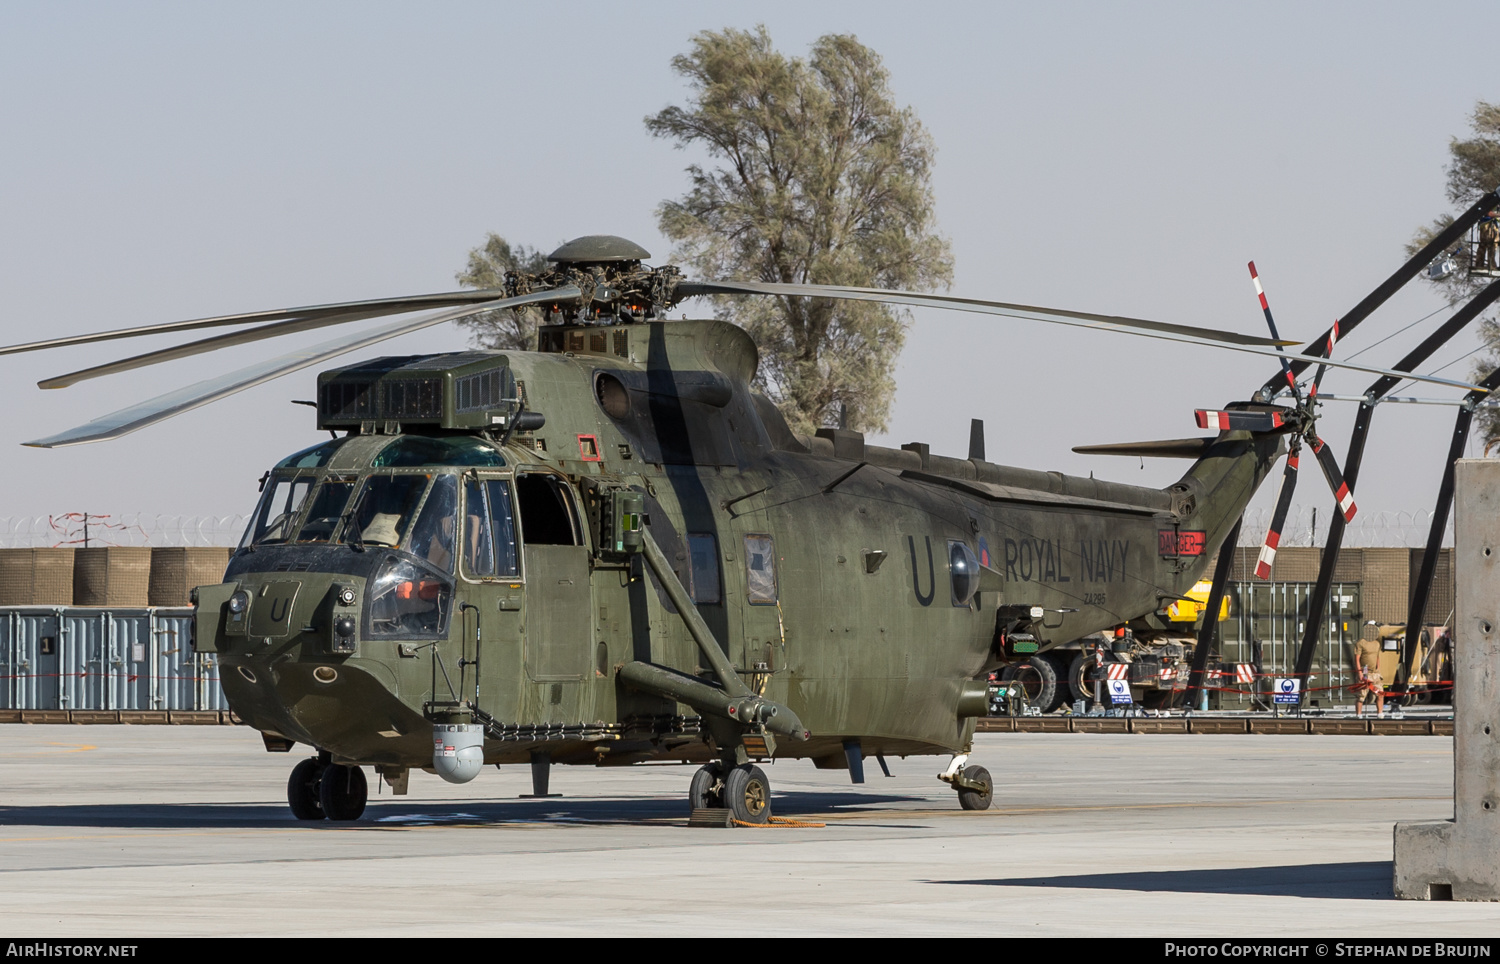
{"left": 1310, "top": 435, "right": 1358, "bottom": 522}
{"left": 1249, "top": 261, "right": 1298, "bottom": 398}
{"left": 1310, "top": 320, "right": 1340, "bottom": 400}
{"left": 1256, "top": 448, "right": 1301, "bottom": 579}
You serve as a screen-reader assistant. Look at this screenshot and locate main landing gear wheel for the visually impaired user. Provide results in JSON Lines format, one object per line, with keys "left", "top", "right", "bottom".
{"left": 689, "top": 762, "right": 725, "bottom": 810}
{"left": 287, "top": 757, "right": 326, "bottom": 821}
{"left": 956, "top": 765, "right": 993, "bottom": 811}
{"left": 725, "top": 764, "right": 772, "bottom": 824}
{"left": 319, "top": 763, "right": 368, "bottom": 821}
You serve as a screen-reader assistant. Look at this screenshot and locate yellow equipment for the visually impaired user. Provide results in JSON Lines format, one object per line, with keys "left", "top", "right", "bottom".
{"left": 1165, "top": 579, "right": 1231, "bottom": 624}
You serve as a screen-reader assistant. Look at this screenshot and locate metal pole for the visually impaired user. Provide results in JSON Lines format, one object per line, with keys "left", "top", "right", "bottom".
{"left": 1256, "top": 188, "right": 1500, "bottom": 398}
{"left": 1186, "top": 518, "right": 1241, "bottom": 709}
{"left": 1397, "top": 362, "right": 1500, "bottom": 698}
{"left": 1293, "top": 279, "right": 1500, "bottom": 696}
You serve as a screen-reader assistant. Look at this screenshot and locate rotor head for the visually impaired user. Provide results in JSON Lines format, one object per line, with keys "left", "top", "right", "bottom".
{"left": 547, "top": 235, "right": 652, "bottom": 265}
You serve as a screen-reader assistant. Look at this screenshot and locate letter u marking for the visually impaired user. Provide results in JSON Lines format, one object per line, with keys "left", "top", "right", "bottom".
{"left": 908, "top": 535, "right": 935, "bottom": 607}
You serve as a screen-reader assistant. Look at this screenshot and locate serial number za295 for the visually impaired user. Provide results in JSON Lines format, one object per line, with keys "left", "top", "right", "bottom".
{"left": 1082, "top": 593, "right": 1107, "bottom": 606}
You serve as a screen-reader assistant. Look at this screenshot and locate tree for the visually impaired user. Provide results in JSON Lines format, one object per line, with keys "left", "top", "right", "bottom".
{"left": 646, "top": 26, "right": 952, "bottom": 435}
{"left": 1407, "top": 101, "right": 1500, "bottom": 441}
{"left": 454, "top": 233, "right": 552, "bottom": 351}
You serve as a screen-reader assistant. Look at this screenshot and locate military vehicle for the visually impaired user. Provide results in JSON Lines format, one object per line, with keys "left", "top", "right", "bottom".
{"left": 1, "top": 215, "right": 1490, "bottom": 824}
{"left": 999, "top": 578, "right": 1232, "bottom": 714}
{"left": 1359, "top": 622, "right": 1453, "bottom": 705}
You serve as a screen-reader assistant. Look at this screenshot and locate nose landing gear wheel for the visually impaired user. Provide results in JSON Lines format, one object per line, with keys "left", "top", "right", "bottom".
{"left": 956, "top": 765, "right": 993, "bottom": 811}
{"left": 689, "top": 762, "right": 725, "bottom": 810}
{"left": 725, "top": 764, "right": 771, "bottom": 824}
{"left": 287, "top": 757, "right": 326, "bottom": 821}
{"left": 319, "top": 763, "right": 368, "bottom": 821}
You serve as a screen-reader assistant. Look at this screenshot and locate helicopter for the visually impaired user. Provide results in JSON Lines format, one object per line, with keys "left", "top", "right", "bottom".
{"left": 2, "top": 210, "right": 1493, "bottom": 825}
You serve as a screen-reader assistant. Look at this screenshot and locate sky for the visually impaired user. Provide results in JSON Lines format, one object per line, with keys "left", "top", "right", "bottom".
{"left": 1, "top": 1, "right": 1497, "bottom": 547}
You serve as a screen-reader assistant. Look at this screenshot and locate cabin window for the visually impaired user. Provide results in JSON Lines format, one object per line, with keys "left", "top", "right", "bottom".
{"left": 242, "top": 476, "right": 313, "bottom": 546}
{"left": 463, "top": 478, "right": 519, "bottom": 579}
{"left": 950, "top": 540, "right": 980, "bottom": 608}
{"left": 744, "top": 533, "right": 777, "bottom": 605}
{"left": 688, "top": 533, "right": 721, "bottom": 604}
{"left": 516, "top": 474, "right": 581, "bottom": 546}
{"left": 295, "top": 476, "right": 356, "bottom": 543}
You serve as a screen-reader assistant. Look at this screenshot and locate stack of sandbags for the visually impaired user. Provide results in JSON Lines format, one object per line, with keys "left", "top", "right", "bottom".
{"left": 148, "top": 547, "right": 233, "bottom": 606}
{"left": 73, "top": 547, "right": 153, "bottom": 607}
{"left": 0, "top": 547, "right": 76, "bottom": 605}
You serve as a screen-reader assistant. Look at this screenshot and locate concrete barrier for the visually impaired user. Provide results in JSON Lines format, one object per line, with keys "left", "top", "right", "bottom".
{"left": 1394, "top": 459, "right": 1500, "bottom": 900}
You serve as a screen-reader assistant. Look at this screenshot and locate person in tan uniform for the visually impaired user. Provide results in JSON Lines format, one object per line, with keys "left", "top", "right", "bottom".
{"left": 1479, "top": 208, "right": 1500, "bottom": 272}
{"left": 1355, "top": 623, "right": 1384, "bottom": 717}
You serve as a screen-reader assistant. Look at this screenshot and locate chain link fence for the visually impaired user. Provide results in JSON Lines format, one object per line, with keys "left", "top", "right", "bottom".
{"left": 0, "top": 514, "right": 249, "bottom": 548}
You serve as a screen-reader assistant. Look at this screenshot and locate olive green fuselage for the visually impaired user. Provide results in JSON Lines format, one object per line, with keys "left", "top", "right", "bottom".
{"left": 199, "top": 320, "right": 1283, "bottom": 771}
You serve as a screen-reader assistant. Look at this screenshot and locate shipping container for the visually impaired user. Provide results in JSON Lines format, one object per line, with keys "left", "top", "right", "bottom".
{"left": 0, "top": 607, "right": 226, "bottom": 711}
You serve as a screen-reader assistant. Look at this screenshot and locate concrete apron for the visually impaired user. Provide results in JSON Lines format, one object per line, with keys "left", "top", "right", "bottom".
{"left": 1394, "top": 458, "right": 1500, "bottom": 900}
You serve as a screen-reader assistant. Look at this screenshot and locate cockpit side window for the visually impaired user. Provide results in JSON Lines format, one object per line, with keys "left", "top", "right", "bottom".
{"left": 242, "top": 476, "right": 313, "bottom": 547}
{"left": 462, "top": 477, "right": 520, "bottom": 579}
{"left": 515, "top": 474, "right": 581, "bottom": 546}
{"left": 343, "top": 474, "right": 430, "bottom": 548}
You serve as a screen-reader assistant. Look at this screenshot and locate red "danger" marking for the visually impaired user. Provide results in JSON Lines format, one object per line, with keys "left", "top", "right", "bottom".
{"left": 1158, "top": 530, "right": 1207, "bottom": 556}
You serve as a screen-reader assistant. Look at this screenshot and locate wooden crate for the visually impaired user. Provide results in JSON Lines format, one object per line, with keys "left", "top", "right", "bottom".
{"left": 0, "top": 547, "right": 75, "bottom": 605}
{"left": 73, "top": 547, "right": 152, "bottom": 607}
{"left": 148, "top": 547, "right": 232, "bottom": 606}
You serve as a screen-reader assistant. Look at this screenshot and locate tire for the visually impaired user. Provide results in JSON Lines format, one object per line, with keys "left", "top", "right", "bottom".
{"left": 956, "top": 765, "right": 993, "bottom": 811}
{"left": 287, "top": 757, "right": 325, "bottom": 821}
{"left": 1038, "top": 652, "right": 1071, "bottom": 712}
{"left": 1068, "top": 650, "right": 1114, "bottom": 707}
{"left": 318, "top": 764, "right": 368, "bottom": 821}
{"left": 689, "top": 763, "right": 724, "bottom": 810}
{"left": 724, "top": 764, "right": 771, "bottom": 824}
{"left": 1001, "top": 656, "right": 1059, "bottom": 713}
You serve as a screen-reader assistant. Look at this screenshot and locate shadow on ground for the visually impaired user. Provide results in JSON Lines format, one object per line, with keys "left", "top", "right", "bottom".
{"left": 937, "top": 862, "right": 1394, "bottom": 900}
{"left": 0, "top": 789, "right": 924, "bottom": 830}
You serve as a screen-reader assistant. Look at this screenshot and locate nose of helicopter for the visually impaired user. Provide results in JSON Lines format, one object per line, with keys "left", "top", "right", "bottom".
{"left": 196, "top": 572, "right": 434, "bottom": 766}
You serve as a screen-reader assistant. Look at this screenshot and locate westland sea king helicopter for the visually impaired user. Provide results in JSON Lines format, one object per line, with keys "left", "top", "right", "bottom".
{"left": 5, "top": 189, "right": 1498, "bottom": 824}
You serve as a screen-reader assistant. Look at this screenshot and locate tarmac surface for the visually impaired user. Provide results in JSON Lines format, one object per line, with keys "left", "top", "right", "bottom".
{"left": 0, "top": 725, "right": 1494, "bottom": 937}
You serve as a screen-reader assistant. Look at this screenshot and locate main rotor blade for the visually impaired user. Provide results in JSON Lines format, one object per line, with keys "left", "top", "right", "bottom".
{"left": 682, "top": 280, "right": 1486, "bottom": 392}
{"left": 0, "top": 289, "right": 507, "bottom": 359}
{"left": 22, "top": 287, "right": 580, "bottom": 448}
{"left": 680, "top": 280, "right": 1295, "bottom": 347}
{"left": 41, "top": 305, "right": 453, "bottom": 389}
{"left": 1255, "top": 445, "right": 1301, "bottom": 579}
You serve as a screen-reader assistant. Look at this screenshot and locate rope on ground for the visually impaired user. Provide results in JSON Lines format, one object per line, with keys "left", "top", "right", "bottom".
{"left": 732, "top": 815, "right": 826, "bottom": 828}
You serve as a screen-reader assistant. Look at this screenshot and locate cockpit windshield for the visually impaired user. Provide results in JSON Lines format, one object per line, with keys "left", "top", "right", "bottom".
{"left": 343, "top": 474, "right": 431, "bottom": 548}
